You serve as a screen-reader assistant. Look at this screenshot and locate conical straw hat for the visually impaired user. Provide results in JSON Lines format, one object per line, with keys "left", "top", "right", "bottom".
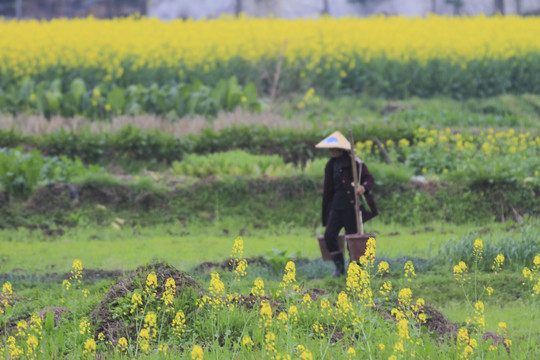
{"left": 315, "top": 131, "right": 351, "bottom": 150}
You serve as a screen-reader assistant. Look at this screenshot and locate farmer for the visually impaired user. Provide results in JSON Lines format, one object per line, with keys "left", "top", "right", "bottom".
{"left": 316, "top": 131, "right": 378, "bottom": 277}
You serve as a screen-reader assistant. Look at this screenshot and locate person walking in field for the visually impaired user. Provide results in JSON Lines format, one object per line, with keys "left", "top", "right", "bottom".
{"left": 316, "top": 131, "right": 378, "bottom": 277}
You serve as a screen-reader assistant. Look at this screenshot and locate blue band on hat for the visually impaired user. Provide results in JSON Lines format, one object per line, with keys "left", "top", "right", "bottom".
{"left": 324, "top": 136, "right": 338, "bottom": 144}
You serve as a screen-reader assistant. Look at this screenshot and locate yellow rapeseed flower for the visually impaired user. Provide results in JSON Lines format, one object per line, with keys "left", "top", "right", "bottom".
{"left": 145, "top": 272, "right": 158, "bottom": 297}
{"left": 251, "top": 278, "right": 265, "bottom": 297}
{"left": 172, "top": 310, "right": 186, "bottom": 340}
{"left": 242, "top": 336, "right": 254, "bottom": 349}
{"left": 473, "top": 239, "right": 483, "bottom": 259}
{"left": 83, "top": 339, "right": 97, "bottom": 359}
{"left": 191, "top": 345, "right": 204, "bottom": 360}
{"left": 404, "top": 261, "right": 416, "bottom": 281}
{"left": 492, "top": 254, "right": 505, "bottom": 273}
{"left": 453, "top": 261, "right": 468, "bottom": 282}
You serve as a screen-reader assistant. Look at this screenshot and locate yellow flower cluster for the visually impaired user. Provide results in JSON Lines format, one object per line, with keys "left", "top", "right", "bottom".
{"left": 79, "top": 318, "right": 91, "bottom": 336}
{"left": 522, "top": 254, "right": 540, "bottom": 296}
{"left": 145, "top": 272, "right": 158, "bottom": 298}
{"left": 63, "top": 259, "right": 84, "bottom": 292}
{"left": 296, "top": 344, "right": 313, "bottom": 360}
{"left": 1, "top": 16, "right": 539, "bottom": 82}
{"left": 199, "top": 272, "right": 226, "bottom": 310}
{"left": 474, "top": 301, "right": 485, "bottom": 332}
{"left": 264, "top": 331, "right": 278, "bottom": 358}
{"left": 138, "top": 327, "right": 151, "bottom": 354}
{"left": 162, "top": 277, "right": 176, "bottom": 309}
{"left": 0, "top": 281, "right": 13, "bottom": 314}
{"left": 259, "top": 300, "right": 273, "bottom": 329}
{"left": 230, "top": 237, "right": 249, "bottom": 280}
{"left": 359, "top": 237, "right": 376, "bottom": 269}
{"left": 297, "top": 88, "right": 320, "bottom": 109}
{"left": 357, "top": 128, "right": 540, "bottom": 179}
{"left": 377, "top": 261, "right": 389, "bottom": 274}
{"left": 143, "top": 311, "right": 158, "bottom": 342}
{"left": 191, "top": 345, "right": 204, "bottom": 360}
{"left": 346, "top": 261, "right": 373, "bottom": 306}
{"left": 457, "top": 327, "right": 477, "bottom": 359}
{"left": 242, "top": 335, "right": 254, "bottom": 349}
{"left": 404, "top": 261, "right": 416, "bottom": 281}
{"left": 335, "top": 292, "right": 355, "bottom": 323}
{"left": 130, "top": 291, "right": 143, "bottom": 314}
{"left": 82, "top": 339, "right": 97, "bottom": 359}
{"left": 3, "top": 313, "right": 43, "bottom": 360}
{"left": 278, "top": 261, "right": 300, "bottom": 295}
{"left": 473, "top": 239, "right": 483, "bottom": 260}
{"left": 172, "top": 310, "right": 186, "bottom": 341}
{"left": 453, "top": 261, "right": 469, "bottom": 282}
{"left": 251, "top": 277, "right": 265, "bottom": 297}
{"left": 230, "top": 236, "right": 244, "bottom": 261}
{"left": 492, "top": 254, "right": 505, "bottom": 274}
{"left": 116, "top": 337, "right": 128, "bottom": 353}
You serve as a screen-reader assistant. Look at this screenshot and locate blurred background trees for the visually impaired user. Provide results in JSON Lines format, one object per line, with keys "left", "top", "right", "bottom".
{"left": 0, "top": 0, "right": 539, "bottom": 20}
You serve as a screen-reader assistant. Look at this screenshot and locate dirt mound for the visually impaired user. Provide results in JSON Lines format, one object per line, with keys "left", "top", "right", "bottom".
{"left": 0, "top": 269, "right": 123, "bottom": 284}
{"left": 78, "top": 184, "right": 130, "bottom": 206}
{"left": 373, "top": 302, "right": 457, "bottom": 341}
{"left": 24, "top": 183, "right": 78, "bottom": 213}
{"left": 193, "top": 256, "right": 310, "bottom": 274}
{"left": 236, "top": 294, "right": 277, "bottom": 310}
{"left": 193, "top": 256, "right": 270, "bottom": 273}
{"left": 90, "top": 262, "right": 201, "bottom": 343}
{"left": 38, "top": 307, "right": 70, "bottom": 325}
{"left": 421, "top": 303, "right": 458, "bottom": 340}
{"left": 75, "top": 269, "right": 124, "bottom": 282}
{"left": 410, "top": 177, "right": 440, "bottom": 196}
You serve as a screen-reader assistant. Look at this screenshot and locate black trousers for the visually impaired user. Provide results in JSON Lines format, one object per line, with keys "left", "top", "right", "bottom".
{"left": 324, "top": 207, "right": 357, "bottom": 253}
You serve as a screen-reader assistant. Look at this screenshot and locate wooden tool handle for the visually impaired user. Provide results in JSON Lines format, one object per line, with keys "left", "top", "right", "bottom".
{"left": 348, "top": 130, "right": 364, "bottom": 235}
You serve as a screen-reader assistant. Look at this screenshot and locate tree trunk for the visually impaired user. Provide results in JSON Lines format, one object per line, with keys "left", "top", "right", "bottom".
{"left": 16, "top": 0, "right": 22, "bottom": 20}
{"left": 494, "top": 0, "right": 505, "bottom": 14}
{"left": 431, "top": 0, "right": 437, "bottom": 14}
{"left": 322, "top": 0, "right": 329, "bottom": 15}
{"left": 140, "top": 0, "right": 147, "bottom": 15}
{"left": 516, "top": 0, "right": 521, "bottom": 14}
{"left": 107, "top": 0, "right": 114, "bottom": 18}
{"left": 235, "top": 0, "right": 242, "bottom": 16}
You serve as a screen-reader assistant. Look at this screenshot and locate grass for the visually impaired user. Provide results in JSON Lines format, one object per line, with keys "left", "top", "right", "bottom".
{"left": 278, "top": 93, "right": 540, "bottom": 130}
{"left": 1, "top": 218, "right": 538, "bottom": 359}
{"left": 2, "top": 245, "right": 538, "bottom": 358}
{"left": 441, "top": 300, "right": 538, "bottom": 342}
{"left": 0, "top": 219, "right": 537, "bottom": 274}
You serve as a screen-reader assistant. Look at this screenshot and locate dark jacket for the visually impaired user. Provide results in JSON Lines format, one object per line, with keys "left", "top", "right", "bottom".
{"left": 322, "top": 155, "right": 378, "bottom": 226}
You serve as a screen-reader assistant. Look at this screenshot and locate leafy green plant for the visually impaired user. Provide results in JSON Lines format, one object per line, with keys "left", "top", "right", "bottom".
{"left": 0, "top": 76, "right": 262, "bottom": 119}
{"left": 0, "top": 148, "right": 44, "bottom": 197}
{"left": 170, "top": 150, "right": 295, "bottom": 178}
{"left": 0, "top": 147, "right": 102, "bottom": 197}
{"left": 263, "top": 248, "right": 306, "bottom": 275}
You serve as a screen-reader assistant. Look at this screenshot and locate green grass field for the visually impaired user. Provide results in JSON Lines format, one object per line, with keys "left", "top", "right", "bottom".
{"left": 1, "top": 219, "right": 535, "bottom": 273}
{"left": 1, "top": 219, "right": 539, "bottom": 359}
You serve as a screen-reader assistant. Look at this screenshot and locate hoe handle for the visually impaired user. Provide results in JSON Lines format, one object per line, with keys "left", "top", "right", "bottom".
{"left": 348, "top": 130, "right": 364, "bottom": 235}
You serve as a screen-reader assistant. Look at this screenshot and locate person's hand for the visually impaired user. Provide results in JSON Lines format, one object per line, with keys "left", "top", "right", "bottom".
{"left": 351, "top": 182, "right": 365, "bottom": 195}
